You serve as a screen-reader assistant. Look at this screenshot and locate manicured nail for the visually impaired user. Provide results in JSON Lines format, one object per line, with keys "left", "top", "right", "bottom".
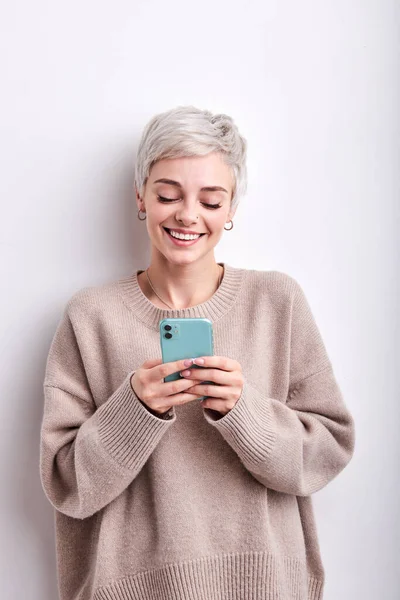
{"left": 194, "top": 357, "right": 204, "bottom": 365}
{"left": 184, "top": 359, "right": 194, "bottom": 367}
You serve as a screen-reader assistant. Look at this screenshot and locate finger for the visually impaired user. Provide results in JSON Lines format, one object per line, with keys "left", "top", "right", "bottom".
{"left": 158, "top": 389, "right": 205, "bottom": 407}
{"left": 185, "top": 383, "right": 229, "bottom": 399}
{"left": 151, "top": 357, "right": 204, "bottom": 381}
{"left": 184, "top": 390, "right": 229, "bottom": 410}
{"left": 160, "top": 377, "right": 201, "bottom": 398}
{"left": 191, "top": 356, "right": 240, "bottom": 372}
{"left": 143, "top": 358, "right": 163, "bottom": 369}
{"left": 179, "top": 367, "right": 232, "bottom": 384}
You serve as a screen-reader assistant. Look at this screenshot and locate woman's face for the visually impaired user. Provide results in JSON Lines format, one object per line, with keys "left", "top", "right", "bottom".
{"left": 136, "top": 151, "right": 236, "bottom": 266}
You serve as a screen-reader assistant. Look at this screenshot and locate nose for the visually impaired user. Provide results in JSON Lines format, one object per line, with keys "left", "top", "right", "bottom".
{"left": 174, "top": 201, "right": 199, "bottom": 226}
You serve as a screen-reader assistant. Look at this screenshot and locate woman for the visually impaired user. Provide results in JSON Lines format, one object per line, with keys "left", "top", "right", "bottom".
{"left": 40, "top": 105, "right": 355, "bottom": 600}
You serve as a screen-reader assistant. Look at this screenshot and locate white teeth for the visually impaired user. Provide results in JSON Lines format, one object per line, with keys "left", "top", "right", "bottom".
{"left": 168, "top": 230, "right": 200, "bottom": 240}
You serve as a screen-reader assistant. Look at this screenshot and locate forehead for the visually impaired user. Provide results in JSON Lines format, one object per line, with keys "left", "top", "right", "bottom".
{"left": 149, "top": 152, "right": 234, "bottom": 189}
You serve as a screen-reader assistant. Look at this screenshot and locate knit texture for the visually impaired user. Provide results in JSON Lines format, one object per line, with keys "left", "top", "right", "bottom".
{"left": 39, "top": 262, "right": 355, "bottom": 600}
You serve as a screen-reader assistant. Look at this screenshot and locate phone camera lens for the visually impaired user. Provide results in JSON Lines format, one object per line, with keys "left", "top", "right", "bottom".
{"left": 165, "top": 332, "right": 172, "bottom": 339}
{"left": 164, "top": 325, "right": 172, "bottom": 331}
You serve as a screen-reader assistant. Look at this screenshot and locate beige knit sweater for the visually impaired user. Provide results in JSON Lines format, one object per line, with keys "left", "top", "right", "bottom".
{"left": 39, "top": 262, "right": 355, "bottom": 600}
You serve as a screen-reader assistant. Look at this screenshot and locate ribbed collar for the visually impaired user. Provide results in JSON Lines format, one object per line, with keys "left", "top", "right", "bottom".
{"left": 117, "top": 262, "right": 245, "bottom": 330}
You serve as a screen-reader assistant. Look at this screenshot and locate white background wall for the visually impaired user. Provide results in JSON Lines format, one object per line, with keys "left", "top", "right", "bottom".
{"left": 1, "top": 1, "right": 398, "bottom": 598}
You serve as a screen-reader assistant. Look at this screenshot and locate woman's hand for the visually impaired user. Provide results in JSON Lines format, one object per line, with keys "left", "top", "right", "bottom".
{"left": 130, "top": 358, "right": 206, "bottom": 416}
{"left": 180, "top": 356, "right": 244, "bottom": 416}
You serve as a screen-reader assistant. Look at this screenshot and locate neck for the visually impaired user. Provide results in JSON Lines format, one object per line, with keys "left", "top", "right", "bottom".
{"left": 140, "top": 253, "right": 223, "bottom": 310}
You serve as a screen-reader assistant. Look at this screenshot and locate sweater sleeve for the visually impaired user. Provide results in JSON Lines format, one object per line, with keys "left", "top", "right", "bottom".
{"left": 202, "top": 277, "right": 355, "bottom": 497}
{"left": 39, "top": 304, "right": 176, "bottom": 520}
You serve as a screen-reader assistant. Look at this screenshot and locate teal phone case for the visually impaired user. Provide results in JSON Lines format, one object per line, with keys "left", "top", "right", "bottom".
{"left": 159, "top": 318, "right": 214, "bottom": 401}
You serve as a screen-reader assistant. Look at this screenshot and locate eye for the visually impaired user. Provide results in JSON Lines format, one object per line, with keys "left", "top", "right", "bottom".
{"left": 158, "top": 195, "right": 179, "bottom": 203}
{"left": 202, "top": 203, "right": 221, "bottom": 210}
{"left": 157, "top": 195, "right": 221, "bottom": 210}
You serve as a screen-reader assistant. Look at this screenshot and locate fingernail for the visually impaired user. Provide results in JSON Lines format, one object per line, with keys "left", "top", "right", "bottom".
{"left": 184, "top": 359, "right": 194, "bottom": 367}
{"left": 194, "top": 357, "right": 204, "bottom": 365}
{"left": 180, "top": 370, "right": 191, "bottom": 377}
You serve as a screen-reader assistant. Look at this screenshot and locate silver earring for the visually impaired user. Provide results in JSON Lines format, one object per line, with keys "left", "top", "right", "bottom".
{"left": 137, "top": 209, "right": 146, "bottom": 221}
{"left": 224, "top": 220, "right": 233, "bottom": 230}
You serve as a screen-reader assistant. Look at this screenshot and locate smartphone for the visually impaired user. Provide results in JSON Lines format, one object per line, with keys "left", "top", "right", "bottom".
{"left": 159, "top": 317, "right": 214, "bottom": 401}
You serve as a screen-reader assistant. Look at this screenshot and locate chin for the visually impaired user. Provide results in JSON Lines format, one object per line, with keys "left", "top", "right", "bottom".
{"left": 157, "top": 247, "right": 215, "bottom": 267}
{"left": 150, "top": 231, "right": 219, "bottom": 265}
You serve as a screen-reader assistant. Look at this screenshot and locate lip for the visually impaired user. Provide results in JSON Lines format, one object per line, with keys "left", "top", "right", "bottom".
{"left": 164, "top": 227, "right": 205, "bottom": 235}
{"left": 163, "top": 227, "right": 205, "bottom": 247}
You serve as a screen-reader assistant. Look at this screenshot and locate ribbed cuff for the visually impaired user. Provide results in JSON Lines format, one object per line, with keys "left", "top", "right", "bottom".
{"left": 202, "top": 381, "right": 277, "bottom": 469}
{"left": 138, "top": 398, "right": 174, "bottom": 420}
{"left": 98, "top": 371, "right": 176, "bottom": 469}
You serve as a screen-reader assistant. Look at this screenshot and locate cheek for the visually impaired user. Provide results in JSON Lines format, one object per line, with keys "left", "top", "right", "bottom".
{"left": 209, "top": 212, "right": 230, "bottom": 231}
{"left": 146, "top": 205, "right": 170, "bottom": 229}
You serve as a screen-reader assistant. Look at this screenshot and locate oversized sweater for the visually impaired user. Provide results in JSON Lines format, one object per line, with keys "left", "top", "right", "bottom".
{"left": 39, "top": 262, "right": 355, "bottom": 600}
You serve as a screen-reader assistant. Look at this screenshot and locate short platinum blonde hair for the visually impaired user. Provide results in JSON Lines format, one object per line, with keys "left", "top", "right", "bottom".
{"left": 134, "top": 105, "right": 248, "bottom": 211}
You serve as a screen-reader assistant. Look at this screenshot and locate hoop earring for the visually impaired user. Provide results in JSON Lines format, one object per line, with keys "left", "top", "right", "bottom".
{"left": 224, "top": 220, "right": 233, "bottom": 230}
{"left": 137, "top": 209, "right": 147, "bottom": 221}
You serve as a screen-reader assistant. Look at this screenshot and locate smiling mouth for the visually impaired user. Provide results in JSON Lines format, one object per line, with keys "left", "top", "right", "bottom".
{"left": 163, "top": 227, "right": 206, "bottom": 237}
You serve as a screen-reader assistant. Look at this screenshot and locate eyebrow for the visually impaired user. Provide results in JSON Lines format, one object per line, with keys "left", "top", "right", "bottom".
{"left": 153, "top": 178, "right": 229, "bottom": 194}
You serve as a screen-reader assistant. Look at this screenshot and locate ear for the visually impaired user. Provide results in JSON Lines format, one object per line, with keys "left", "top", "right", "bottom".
{"left": 227, "top": 204, "right": 237, "bottom": 222}
{"left": 135, "top": 184, "right": 145, "bottom": 212}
